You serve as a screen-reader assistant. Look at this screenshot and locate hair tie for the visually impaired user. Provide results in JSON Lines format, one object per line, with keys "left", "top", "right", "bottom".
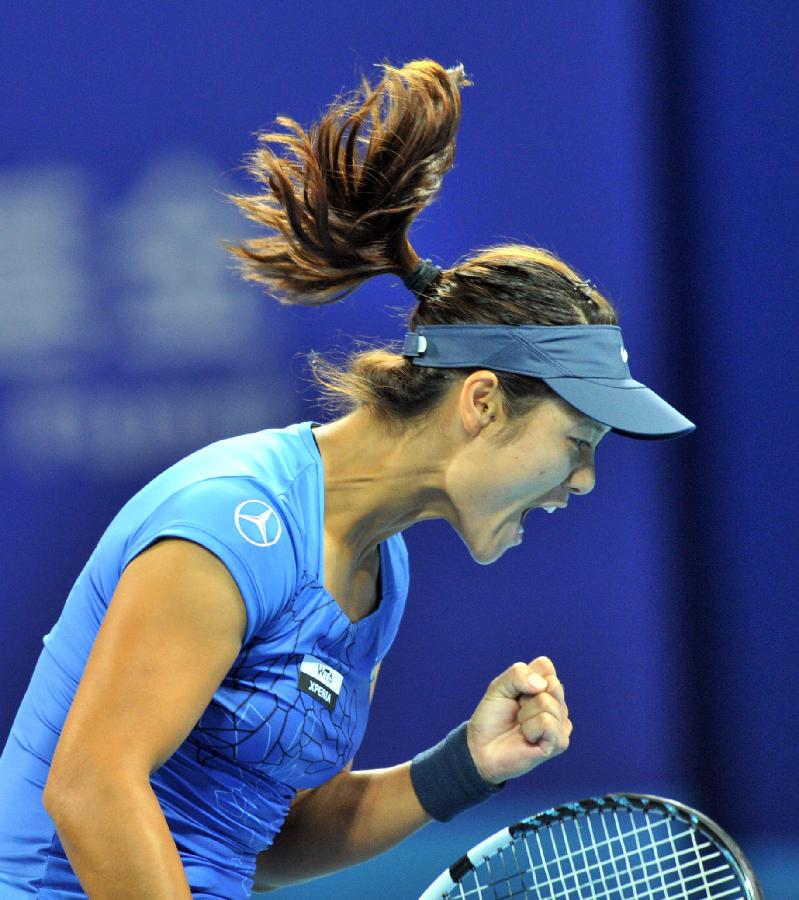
{"left": 401, "top": 258, "right": 443, "bottom": 296}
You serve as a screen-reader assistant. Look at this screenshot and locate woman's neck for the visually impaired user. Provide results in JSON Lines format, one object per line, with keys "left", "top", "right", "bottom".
{"left": 310, "top": 407, "right": 455, "bottom": 569}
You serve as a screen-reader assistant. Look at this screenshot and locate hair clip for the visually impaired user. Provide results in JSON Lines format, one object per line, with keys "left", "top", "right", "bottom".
{"left": 573, "top": 278, "right": 597, "bottom": 304}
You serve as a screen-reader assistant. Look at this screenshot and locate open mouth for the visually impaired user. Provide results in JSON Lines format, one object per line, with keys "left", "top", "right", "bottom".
{"left": 520, "top": 504, "right": 565, "bottom": 525}
{"left": 517, "top": 502, "right": 568, "bottom": 531}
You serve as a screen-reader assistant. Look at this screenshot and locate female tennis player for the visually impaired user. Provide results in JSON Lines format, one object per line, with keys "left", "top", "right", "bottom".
{"left": 0, "top": 59, "right": 693, "bottom": 898}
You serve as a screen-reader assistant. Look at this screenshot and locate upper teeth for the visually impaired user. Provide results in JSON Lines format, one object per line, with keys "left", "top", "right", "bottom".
{"left": 543, "top": 506, "right": 557, "bottom": 514}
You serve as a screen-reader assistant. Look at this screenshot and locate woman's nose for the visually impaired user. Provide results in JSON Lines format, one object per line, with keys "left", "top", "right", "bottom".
{"left": 564, "top": 461, "right": 596, "bottom": 496}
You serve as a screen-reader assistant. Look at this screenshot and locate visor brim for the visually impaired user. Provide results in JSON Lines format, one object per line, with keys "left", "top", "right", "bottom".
{"left": 543, "top": 377, "right": 696, "bottom": 441}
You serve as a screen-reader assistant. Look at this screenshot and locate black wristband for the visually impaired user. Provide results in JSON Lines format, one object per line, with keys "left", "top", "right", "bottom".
{"left": 410, "top": 722, "right": 505, "bottom": 822}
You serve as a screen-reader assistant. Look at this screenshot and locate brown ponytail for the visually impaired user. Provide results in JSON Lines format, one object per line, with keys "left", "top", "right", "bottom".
{"left": 227, "top": 59, "right": 619, "bottom": 433}
{"left": 226, "top": 59, "right": 471, "bottom": 304}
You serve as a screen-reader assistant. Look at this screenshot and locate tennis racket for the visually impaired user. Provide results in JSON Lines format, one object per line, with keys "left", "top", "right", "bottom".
{"left": 419, "top": 793, "right": 763, "bottom": 899}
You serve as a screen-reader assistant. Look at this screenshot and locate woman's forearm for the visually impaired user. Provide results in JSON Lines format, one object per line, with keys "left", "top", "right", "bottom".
{"left": 254, "top": 761, "right": 430, "bottom": 890}
{"left": 43, "top": 773, "right": 193, "bottom": 899}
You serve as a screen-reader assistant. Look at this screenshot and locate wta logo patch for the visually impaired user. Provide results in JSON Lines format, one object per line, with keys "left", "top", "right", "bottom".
{"left": 298, "top": 655, "right": 343, "bottom": 712}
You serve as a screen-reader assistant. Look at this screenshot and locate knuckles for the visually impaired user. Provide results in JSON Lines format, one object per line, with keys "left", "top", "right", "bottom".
{"left": 536, "top": 711, "right": 561, "bottom": 730}
{"left": 519, "top": 691, "right": 564, "bottom": 720}
{"left": 539, "top": 693, "right": 562, "bottom": 717}
{"left": 519, "top": 706, "right": 573, "bottom": 755}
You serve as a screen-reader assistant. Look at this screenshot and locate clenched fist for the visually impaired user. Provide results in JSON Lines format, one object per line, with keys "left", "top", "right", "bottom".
{"left": 466, "top": 656, "right": 572, "bottom": 785}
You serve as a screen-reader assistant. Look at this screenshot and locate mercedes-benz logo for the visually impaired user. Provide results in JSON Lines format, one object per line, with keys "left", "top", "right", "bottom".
{"left": 234, "top": 500, "right": 283, "bottom": 548}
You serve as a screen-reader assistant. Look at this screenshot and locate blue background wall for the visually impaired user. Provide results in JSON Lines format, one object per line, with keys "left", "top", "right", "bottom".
{"left": 1, "top": 2, "right": 797, "bottom": 896}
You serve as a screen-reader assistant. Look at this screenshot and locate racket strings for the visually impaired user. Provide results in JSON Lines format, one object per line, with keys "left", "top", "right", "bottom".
{"left": 449, "top": 809, "right": 746, "bottom": 899}
{"left": 525, "top": 831, "right": 734, "bottom": 900}
{"left": 531, "top": 814, "right": 736, "bottom": 898}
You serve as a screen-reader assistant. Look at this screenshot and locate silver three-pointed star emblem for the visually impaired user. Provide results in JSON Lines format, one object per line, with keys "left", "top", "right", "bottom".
{"left": 234, "top": 499, "right": 283, "bottom": 547}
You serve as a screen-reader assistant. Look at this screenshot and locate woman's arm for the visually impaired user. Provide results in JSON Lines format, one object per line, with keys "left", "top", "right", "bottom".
{"left": 253, "top": 761, "right": 428, "bottom": 891}
{"left": 42, "top": 538, "right": 248, "bottom": 899}
{"left": 45, "top": 772, "right": 194, "bottom": 900}
{"left": 254, "top": 658, "right": 571, "bottom": 891}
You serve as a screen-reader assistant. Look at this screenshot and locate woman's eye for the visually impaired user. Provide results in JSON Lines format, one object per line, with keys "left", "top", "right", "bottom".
{"left": 570, "top": 438, "right": 591, "bottom": 453}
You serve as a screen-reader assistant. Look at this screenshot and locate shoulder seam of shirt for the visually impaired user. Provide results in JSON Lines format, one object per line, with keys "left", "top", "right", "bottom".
{"left": 168, "top": 469, "right": 315, "bottom": 538}
{"left": 124, "top": 471, "right": 305, "bottom": 596}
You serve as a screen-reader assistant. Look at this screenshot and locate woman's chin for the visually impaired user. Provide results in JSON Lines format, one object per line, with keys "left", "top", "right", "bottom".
{"left": 460, "top": 522, "right": 522, "bottom": 565}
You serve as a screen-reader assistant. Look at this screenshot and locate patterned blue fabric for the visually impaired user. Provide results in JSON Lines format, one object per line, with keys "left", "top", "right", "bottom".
{"left": 0, "top": 421, "right": 409, "bottom": 897}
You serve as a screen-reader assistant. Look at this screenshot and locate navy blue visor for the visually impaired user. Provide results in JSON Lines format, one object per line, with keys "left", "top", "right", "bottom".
{"left": 401, "top": 324, "right": 695, "bottom": 440}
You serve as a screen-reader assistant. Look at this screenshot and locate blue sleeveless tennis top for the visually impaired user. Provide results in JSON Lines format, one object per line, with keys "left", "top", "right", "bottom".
{"left": 0, "top": 420, "right": 410, "bottom": 898}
